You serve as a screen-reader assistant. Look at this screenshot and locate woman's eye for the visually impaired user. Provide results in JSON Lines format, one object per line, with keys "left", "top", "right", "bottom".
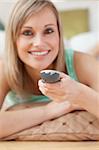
{"left": 22, "top": 30, "right": 33, "bottom": 36}
{"left": 44, "top": 28, "right": 54, "bottom": 34}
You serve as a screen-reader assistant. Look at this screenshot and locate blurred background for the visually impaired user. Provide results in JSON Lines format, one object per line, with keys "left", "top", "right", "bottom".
{"left": 0, "top": 0, "right": 99, "bottom": 56}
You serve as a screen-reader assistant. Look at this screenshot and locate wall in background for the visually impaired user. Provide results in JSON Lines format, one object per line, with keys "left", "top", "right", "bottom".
{"left": 60, "top": 9, "right": 88, "bottom": 39}
{"left": 0, "top": 1, "right": 15, "bottom": 26}
{"left": 0, "top": 0, "right": 98, "bottom": 40}
{"left": 53, "top": 0, "right": 98, "bottom": 36}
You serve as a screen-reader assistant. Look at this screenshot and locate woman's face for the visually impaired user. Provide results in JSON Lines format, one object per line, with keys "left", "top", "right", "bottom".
{"left": 16, "top": 6, "right": 59, "bottom": 71}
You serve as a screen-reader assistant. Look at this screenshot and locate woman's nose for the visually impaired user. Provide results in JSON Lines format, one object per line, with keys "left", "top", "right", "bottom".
{"left": 30, "top": 34, "right": 43, "bottom": 46}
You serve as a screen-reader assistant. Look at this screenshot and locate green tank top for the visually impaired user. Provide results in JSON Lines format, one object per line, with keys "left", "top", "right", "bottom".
{"left": 4, "top": 49, "right": 78, "bottom": 108}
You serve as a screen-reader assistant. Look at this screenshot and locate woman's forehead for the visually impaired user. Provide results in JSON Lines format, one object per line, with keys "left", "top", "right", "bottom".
{"left": 22, "top": 6, "right": 57, "bottom": 27}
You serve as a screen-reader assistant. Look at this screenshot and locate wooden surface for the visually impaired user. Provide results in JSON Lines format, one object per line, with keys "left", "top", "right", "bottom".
{"left": 0, "top": 142, "right": 99, "bottom": 150}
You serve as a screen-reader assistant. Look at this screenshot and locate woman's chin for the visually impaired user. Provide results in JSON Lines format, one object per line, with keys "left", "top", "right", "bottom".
{"left": 33, "top": 64, "right": 53, "bottom": 71}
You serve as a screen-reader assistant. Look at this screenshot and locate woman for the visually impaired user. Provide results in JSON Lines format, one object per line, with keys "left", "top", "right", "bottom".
{"left": 90, "top": 43, "right": 99, "bottom": 59}
{"left": 0, "top": 0, "right": 99, "bottom": 139}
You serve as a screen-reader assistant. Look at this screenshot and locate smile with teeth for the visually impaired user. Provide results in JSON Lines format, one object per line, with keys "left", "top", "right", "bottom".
{"left": 29, "top": 50, "right": 50, "bottom": 56}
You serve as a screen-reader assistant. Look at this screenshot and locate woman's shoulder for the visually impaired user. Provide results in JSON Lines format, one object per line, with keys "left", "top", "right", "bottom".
{"left": 0, "top": 58, "right": 10, "bottom": 88}
{"left": 74, "top": 50, "right": 97, "bottom": 70}
{"left": 0, "top": 58, "right": 10, "bottom": 107}
{"left": 0, "top": 58, "right": 6, "bottom": 77}
{"left": 74, "top": 51, "right": 98, "bottom": 88}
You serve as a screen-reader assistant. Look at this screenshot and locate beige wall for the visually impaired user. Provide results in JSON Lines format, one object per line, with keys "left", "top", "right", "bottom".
{"left": 60, "top": 9, "right": 89, "bottom": 39}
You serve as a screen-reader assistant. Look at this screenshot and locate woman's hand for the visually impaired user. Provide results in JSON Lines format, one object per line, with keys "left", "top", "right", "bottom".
{"left": 38, "top": 71, "right": 84, "bottom": 106}
{"left": 46, "top": 101, "right": 73, "bottom": 119}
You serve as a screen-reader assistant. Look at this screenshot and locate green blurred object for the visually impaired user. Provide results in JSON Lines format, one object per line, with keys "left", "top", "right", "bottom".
{"left": 60, "top": 9, "right": 89, "bottom": 39}
{"left": 0, "top": 21, "right": 5, "bottom": 30}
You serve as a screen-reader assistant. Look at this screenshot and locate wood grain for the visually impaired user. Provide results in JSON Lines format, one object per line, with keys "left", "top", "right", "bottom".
{"left": 0, "top": 142, "right": 99, "bottom": 150}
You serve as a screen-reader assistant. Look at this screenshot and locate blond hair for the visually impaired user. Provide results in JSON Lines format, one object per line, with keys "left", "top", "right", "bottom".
{"left": 5, "top": 0, "right": 65, "bottom": 97}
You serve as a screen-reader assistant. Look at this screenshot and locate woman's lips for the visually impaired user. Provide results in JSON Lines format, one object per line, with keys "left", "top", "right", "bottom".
{"left": 28, "top": 50, "right": 50, "bottom": 56}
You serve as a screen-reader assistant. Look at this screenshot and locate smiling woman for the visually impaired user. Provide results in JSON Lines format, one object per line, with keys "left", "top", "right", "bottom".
{"left": 16, "top": 6, "right": 59, "bottom": 70}
{"left": 0, "top": 0, "right": 99, "bottom": 140}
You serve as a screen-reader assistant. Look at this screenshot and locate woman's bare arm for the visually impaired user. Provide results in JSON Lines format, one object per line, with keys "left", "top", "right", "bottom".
{"left": 38, "top": 52, "right": 99, "bottom": 118}
{"left": 0, "top": 58, "right": 72, "bottom": 139}
{"left": 0, "top": 60, "right": 48, "bottom": 139}
{"left": 74, "top": 52, "right": 99, "bottom": 117}
{"left": 0, "top": 100, "right": 71, "bottom": 139}
{"left": 0, "top": 105, "right": 49, "bottom": 139}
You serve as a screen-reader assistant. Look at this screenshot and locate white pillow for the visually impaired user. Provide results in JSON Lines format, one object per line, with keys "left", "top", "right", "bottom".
{"left": 68, "top": 32, "right": 97, "bottom": 53}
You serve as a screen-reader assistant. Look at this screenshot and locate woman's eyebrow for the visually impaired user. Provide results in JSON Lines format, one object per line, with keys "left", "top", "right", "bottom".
{"left": 44, "top": 24, "right": 56, "bottom": 27}
{"left": 22, "top": 24, "right": 56, "bottom": 29}
{"left": 22, "top": 26, "right": 32, "bottom": 29}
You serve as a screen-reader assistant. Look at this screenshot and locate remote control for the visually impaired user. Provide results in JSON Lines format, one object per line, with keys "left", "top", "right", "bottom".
{"left": 40, "top": 70, "right": 60, "bottom": 83}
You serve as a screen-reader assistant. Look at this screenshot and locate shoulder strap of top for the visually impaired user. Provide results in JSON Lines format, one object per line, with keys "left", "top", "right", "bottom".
{"left": 65, "top": 48, "right": 78, "bottom": 81}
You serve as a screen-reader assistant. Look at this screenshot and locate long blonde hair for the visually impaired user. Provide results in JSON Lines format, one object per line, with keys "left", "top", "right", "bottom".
{"left": 5, "top": 0, "right": 65, "bottom": 97}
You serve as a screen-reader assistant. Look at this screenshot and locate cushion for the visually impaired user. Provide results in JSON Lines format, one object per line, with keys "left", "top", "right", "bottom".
{"left": 2, "top": 110, "right": 99, "bottom": 141}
